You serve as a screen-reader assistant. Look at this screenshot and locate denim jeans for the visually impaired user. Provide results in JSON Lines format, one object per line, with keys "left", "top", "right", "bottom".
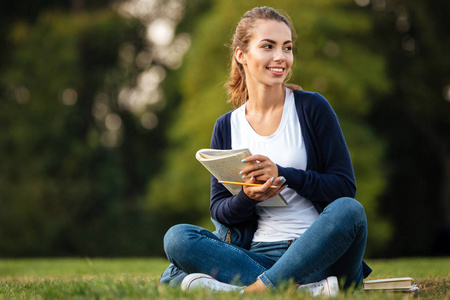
{"left": 164, "top": 197, "right": 367, "bottom": 289}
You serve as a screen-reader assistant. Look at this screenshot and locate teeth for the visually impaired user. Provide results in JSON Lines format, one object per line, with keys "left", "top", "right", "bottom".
{"left": 269, "top": 68, "right": 283, "bottom": 72}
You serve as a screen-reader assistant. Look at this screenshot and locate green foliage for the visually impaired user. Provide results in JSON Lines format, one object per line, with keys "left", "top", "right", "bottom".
{"left": 0, "top": 9, "right": 166, "bottom": 257}
{"left": 147, "top": 0, "right": 393, "bottom": 256}
{"left": 2, "top": 0, "right": 446, "bottom": 259}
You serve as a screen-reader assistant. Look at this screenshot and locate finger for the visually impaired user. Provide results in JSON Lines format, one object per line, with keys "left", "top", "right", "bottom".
{"left": 264, "top": 185, "right": 286, "bottom": 200}
{"left": 273, "top": 176, "right": 286, "bottom": 186}
{"left": 240, "top": 162, "right": 263, "bottom": 177}
{"left": 243, "top": 177, "right": 264, "bottom": 192}
{"left": 261, "top": 177, "right": 275, "bottom": 191}
{"left": 241, "top": 155, "right": 268, "bottom": 164}
{"left": 262, "top": 177, "right": 286, "bottom": 198}
{"left": 243, "top": 185, "right": 269, "bottom": 201}
{"left": 253, "top": 170, "right": 279, "bottom": 183}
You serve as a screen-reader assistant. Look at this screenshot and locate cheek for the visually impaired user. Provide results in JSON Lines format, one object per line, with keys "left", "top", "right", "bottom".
{"left": 287, "top": 55, "right": 294, "bottom": 67}
{"left": 248, "top": 55, "right": 268, "bottom": 69}
{"left": 286, "top": 59, "right": 294, "bottom": 72}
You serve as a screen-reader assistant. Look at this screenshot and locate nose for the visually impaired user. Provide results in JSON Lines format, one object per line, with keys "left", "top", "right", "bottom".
{"left": 273, "top": 47, "right": 286, "bottom": 62}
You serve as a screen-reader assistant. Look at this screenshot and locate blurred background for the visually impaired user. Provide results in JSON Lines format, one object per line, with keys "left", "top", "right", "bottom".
{"left": 0, "top": 0, "right": 448, "bottom": 258}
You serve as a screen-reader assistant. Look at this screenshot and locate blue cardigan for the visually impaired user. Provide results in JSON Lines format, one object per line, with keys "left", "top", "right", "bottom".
{"left": 208, "top": 90, "right": 371, "bottom": 278}
{"left": 209, "top": 90, "right": 356, "bottom": 225}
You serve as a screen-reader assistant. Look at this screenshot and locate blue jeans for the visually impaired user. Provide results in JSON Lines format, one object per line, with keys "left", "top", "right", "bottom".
{"left": 164, "top": 197, "right": 367, "bottom": 289}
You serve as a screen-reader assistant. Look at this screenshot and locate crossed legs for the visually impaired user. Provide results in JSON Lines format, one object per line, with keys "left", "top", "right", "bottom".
{"left": 164, "top": 197, "right": 368, "bottom": 291}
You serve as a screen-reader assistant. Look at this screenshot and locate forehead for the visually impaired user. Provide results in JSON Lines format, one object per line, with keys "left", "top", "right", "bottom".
{"left": 250, "top": 19, "right": 292, "bottom": 42}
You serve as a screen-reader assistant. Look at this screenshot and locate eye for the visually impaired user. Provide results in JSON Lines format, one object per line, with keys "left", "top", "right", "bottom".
{"left": 262, "top": 44, "right": 273, "bottom": 49}
{"left": 284, "top": 45, "right": 292, "bottom": 51}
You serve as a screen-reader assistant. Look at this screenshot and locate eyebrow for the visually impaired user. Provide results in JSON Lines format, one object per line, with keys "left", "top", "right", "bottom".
{"left": 260, "top": 38, "right": 292, "bottom": 45}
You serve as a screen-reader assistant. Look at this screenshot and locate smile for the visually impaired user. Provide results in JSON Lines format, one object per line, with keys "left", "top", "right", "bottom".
{"left": 267, "top": 67, "right": 284, "bottom": 73}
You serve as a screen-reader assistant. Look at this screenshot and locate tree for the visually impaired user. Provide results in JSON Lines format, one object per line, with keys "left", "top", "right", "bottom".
{"left": 369, "top": 0, "right": 450, "bottom": 256}
{"left": 0, "top": 0, "right": 214, "bottom": 257}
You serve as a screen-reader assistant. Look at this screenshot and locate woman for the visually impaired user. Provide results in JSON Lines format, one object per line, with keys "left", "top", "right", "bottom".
{"left": 162, "top": 6, "right": 371, "bottom": 296}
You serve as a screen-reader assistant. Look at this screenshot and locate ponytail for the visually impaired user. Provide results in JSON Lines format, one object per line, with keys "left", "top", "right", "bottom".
{"left": 227, "top": 57, "right": 248, "bottom": 109}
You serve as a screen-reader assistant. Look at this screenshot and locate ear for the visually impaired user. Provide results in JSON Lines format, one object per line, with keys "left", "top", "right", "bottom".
{"left": 234, "top": 47, "right": 246, "bottom": 65}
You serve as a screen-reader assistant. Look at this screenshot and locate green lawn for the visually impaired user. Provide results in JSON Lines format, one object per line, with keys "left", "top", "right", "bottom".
{"left": 0, "top": 257, "right": 449, "bottom": 299}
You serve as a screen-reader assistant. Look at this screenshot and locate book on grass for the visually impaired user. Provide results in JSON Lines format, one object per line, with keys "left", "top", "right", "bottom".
{"left": 195, "top": 148, "right": 287, "bottom": 207}
{"left": 363, "top": 277, "right": 418, "bottom": 292}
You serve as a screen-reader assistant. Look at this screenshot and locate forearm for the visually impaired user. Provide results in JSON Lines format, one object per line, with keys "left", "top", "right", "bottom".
{"left": 277, "top": 165, "right": 356, "bottom": 204}
{"left": 210, "top": 176, "right": 258, "bottom": 226}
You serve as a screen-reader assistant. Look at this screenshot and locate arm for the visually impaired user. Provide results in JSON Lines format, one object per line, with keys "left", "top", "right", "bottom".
{"left": 209, "top": 114, "right": 258, "bottom": 226}
{"left": 278, "top": 92, "right": 356, "bottom": 204}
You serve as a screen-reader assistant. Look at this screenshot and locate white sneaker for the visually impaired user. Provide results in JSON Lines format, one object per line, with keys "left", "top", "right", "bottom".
{"left": 298, "top": 276, "right": 339, "bottom": 297}
{"left": 181, "top": 273, "right": 244, "bottom": 293}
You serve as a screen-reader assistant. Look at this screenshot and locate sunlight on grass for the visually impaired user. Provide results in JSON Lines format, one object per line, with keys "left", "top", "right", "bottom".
{"left": 0, "top": 257, "right": 169, "bottom": 278}
{"left": 1, "top": 257, "right": 449, "bottom": 299}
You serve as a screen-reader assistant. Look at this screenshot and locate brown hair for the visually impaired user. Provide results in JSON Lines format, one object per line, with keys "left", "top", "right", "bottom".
{"left": 226, "top": 6, "right": 301, "bottom": 109}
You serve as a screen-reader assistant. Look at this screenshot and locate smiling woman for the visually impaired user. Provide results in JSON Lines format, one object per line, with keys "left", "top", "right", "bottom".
{"left": 160, "top": 6, "right": 370, "bottom": 296}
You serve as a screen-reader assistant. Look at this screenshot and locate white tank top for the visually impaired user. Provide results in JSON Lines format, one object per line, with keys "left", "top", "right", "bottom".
{"left": 231, "top": 89, "right": 319, "bottom": 242}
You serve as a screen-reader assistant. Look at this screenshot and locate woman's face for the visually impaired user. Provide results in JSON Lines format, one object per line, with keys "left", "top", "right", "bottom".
{"left": 237, "top": 19, "right": 293, "bottom": 89}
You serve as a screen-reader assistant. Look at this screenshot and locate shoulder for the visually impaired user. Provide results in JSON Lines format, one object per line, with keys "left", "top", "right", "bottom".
{"left": 293, "top": 89, "right": 337, "bottom": 117}
{"left": 293, "top": 90, "right": 331, "bottom": 110}
{"left": 292, "top": 90, "right": 339, "bottom": 129}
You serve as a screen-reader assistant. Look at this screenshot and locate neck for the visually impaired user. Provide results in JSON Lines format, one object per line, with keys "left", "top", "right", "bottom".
{"left": 246, "top": 84, "right": 286, "bottom": 113}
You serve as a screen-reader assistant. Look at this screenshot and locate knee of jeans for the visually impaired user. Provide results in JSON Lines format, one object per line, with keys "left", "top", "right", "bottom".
{"left": 335, "top": 197, "right": 367, "bottom": 223}
{"left": 164, "top": 224, "right": 192, "bottom": 257}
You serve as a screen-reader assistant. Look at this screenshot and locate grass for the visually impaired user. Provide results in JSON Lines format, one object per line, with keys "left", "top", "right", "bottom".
{"left": 0, "top": 257, "right": 449, "bottom": 299}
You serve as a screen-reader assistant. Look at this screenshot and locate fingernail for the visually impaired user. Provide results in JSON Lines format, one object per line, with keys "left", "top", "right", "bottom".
{"left": 280, "top": 177, "right": 286, "bottom": 182}
{"left": 242, "top": 175, "right": 245, "bottom": 179}
{"left": 239, "top": 171, "right": 243, "bottom": 175}
{"left": 271, "top": 177, "right": 274, "bottom": 182}
{"left": 250, "top": 176, "right": 254, "bottom": 181}
{"left": 241, "top": 159, "right": 246, "bottom": 162}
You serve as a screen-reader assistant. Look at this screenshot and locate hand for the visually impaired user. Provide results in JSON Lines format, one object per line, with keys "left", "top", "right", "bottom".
{"left": 240, "top": 155, "right": 278, "bottom": 183}
{"left": 242, "top": 176, "right": 286, "bottom": 202}
{"left": 240, "top": 155, "right": 286, "bottom": 201}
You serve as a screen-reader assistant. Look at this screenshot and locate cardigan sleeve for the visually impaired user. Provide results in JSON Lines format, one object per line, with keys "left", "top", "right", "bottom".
{"left": 209, "top": 114, "right": 259, "bottom": 226}
{"left": 277, "top": 92, "right": 356, "bottom": 205}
